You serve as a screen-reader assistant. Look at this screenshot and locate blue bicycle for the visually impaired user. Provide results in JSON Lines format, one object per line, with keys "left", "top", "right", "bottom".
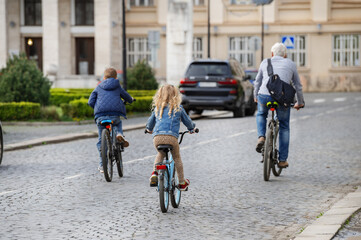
{"left": 146, "top": 129, "right": 199, "bottom": 213}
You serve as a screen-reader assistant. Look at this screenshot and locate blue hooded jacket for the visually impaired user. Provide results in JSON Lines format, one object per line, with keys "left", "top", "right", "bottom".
{"left": 88, "top": 78, "right": 133, "bottom": 119}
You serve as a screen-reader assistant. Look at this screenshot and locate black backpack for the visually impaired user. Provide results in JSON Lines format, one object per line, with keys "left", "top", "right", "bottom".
{"left": 266, "top": 59, "right": 296, "bottom": 107}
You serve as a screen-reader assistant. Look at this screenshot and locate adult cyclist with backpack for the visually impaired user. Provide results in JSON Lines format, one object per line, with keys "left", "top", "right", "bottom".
{"left": 253, "top": 42, "right": 305, "bottom": 168}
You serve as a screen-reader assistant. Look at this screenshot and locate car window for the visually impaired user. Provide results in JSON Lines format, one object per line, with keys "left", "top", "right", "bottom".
{"left": 187, "top": 63, "right": 230, "bottom": 76}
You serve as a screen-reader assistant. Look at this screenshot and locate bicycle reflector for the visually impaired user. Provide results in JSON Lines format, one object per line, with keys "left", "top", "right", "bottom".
{"left": 156, "top": 165, "right": 167, "bottom": 170}
{"left": 106, "top": 125, "right": 111, "bottom": 129}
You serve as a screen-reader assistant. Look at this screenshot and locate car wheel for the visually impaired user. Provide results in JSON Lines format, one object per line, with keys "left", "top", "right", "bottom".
{"left": 193, "top": 110, "right": 203, "bottom": 115}
{"left": 233, "top": 101, "right": 245, "bottom": 118}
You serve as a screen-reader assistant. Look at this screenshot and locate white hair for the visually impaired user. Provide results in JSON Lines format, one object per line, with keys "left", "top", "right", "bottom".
{"left": 271, "top": 43, "right": 287, "bottom": 57}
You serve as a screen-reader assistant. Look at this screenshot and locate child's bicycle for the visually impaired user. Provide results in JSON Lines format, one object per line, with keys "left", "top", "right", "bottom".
{"left": 145, "top": 128, "right": 199, "bottom": 213}
{"left": 0, "top": 120, "right": 3, "bottom": 165}
{"left": 100, "top": 120, "right": 124, "bottom": 182}
{"left": 262, "top": 101, "right": 283, "bottom": 181}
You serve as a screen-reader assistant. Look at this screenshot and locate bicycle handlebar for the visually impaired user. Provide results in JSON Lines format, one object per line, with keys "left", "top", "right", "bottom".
{"left": 145, "top": 128, "right": 199, "bottom": 145}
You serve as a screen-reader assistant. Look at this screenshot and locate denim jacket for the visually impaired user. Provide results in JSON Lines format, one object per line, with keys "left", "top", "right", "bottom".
{"left": 146, "top": 105, "right": 195, "bottom": 139}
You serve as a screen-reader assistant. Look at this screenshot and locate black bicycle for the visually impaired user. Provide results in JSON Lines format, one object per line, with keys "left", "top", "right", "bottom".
{"left": 146, "top": 129, "right": 199, "bottom": 213}
{"left": 262, "top": 101, "right": 283, "bottom": 181}
{"left": 0, "top": 120, "right": 3, "bottom": 165}
{"left": 100, "top": 120, "right": 124, "bottom": 182}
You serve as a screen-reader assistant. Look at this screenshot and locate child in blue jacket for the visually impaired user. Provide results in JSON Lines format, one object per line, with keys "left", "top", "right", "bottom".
{"left": 88, "top": 67, "right": 133, "bottom": 172}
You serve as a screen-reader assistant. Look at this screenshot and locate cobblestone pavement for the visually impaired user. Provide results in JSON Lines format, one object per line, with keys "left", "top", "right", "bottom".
{"left": 0, "top": 92, "right": 360, "bottom": 240}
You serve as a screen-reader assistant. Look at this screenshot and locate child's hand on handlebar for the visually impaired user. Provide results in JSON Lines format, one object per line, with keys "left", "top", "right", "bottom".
{"left": 145, "top": 129, "right": 153, "bottom": 134}
{"left": 190, "top": 128, "right": 199, "bottom": 134}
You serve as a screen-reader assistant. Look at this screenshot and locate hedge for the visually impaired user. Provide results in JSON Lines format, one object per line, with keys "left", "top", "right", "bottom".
{"left": 0, "top": 102, "right": 41, "bottom": 121}
{"left": 50, "top": 88, "right": 156, "bottom": 106}
{"left": 61, "top": 96, "right": 153, "bottom": 119}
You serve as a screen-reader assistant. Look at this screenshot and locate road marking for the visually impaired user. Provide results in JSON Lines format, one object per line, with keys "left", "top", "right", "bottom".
{"left": 228, "top": 132, "right": 247, "bottom": 138}
{"left": 196, "top": 138, "right": 220, "bottom": 145}
{"left": 314, "top": 99, "right": 325, "bottom": 103}
{"left": 334, "top": 97, "right": 346, "bottom": 102}
{"left": 300, "top": 115, "right": 310, "bottom": 120}
{"left": 248, "top": 129, "right": 256, "bottom": 133}
{"left": 125, "top": 154, "right": 156, "bottom": 164}
{"left": 65, "top": 174, "right": 83, "bottom": 179}
{"left": 316, "top": 113, "right": 324, "bottom": 117}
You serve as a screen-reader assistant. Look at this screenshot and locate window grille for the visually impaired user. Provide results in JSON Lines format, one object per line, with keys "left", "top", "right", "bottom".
{"left": 130, "top": 0, "right": 154, "bottom": 6}
{"left": 127, "top": 38, "right": 151, "bottom": 67}
{"left": 193, "top": 37, "right": 203, "bottom": 59}
{"left": 286, "top": 35, "right": 306, "bottom": 67}
{"left": 333, "top": 34, "right": 360, "bottom": 67}
{"left": 229, "top": 37, "right": 254, "bottom": 68}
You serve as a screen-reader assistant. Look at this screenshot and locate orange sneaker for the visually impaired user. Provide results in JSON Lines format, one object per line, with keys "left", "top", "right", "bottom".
{"left": 149, "top": 171, "right": 158, "bottom": 187}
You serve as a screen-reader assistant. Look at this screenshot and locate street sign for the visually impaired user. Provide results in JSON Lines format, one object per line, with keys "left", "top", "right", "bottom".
{"left": 282, "top": 35, "right": 295, "bottom": 49}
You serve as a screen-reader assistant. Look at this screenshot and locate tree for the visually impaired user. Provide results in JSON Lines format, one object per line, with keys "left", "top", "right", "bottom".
{"left": 0, "top": 53, "right": 51, "bottom": 105}
{"left": 127, "top": 60, "right": 158, "bottom": 90}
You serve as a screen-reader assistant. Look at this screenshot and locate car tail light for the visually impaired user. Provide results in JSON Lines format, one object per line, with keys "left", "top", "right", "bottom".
{"left": 180, "top": 78, "right": 197, "bottom": 84}
{"left": 156, "top": 165, "right": 167, "bottom": 170}
{"left": 180, "top": 90, "right": 185, "bottom": 94}
{"left": 229, "top": 90, "right": 237, "bottom": 94}
{"left": 218, "top": 78, "right": 238, "bottom": 85}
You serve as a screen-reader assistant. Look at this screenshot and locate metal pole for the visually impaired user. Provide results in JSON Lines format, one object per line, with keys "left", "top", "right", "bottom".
{"left": 122, "top": 0, "right": 127, "bottom": 90}
{"left": 207, "top": 0, "right": 210, "bottom": 58}
{"left": 261, "top": 4, "right": 264, "bottom": 60}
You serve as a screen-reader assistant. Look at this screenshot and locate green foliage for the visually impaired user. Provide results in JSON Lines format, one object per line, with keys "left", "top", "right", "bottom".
{"left": 127, "top": 60, "right": 158, "bottom": 90}
{"left": 0, "top": 53, "right": 51, "bottom": 105}
{"left": 0, "top": 102, "right": 41, "bottom": 120}
{"left": 40, "top": 106, "right": 61, "bottom": 121}
{"left": 126, "top": 96, "right": 153, "bottom": 112}
{"left": 50, "top": 93, "right": 90, "bottom": 106}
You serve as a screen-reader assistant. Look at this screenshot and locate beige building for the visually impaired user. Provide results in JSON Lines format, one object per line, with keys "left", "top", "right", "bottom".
{"left": 0, "top": 0, "right": 360, "bottom": 91}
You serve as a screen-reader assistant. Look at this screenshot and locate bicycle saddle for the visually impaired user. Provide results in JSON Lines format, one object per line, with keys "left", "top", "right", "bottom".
{"left": 157, "top": 145, "right": 173, "bottom": 152}
{"left": 100, "top": 120, "right": 113, "bottom": 126}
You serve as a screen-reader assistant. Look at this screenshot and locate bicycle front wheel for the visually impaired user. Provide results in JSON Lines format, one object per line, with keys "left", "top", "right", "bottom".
{"left": 116, "top": 146, "right": 123, "bottom": 178}
{"left": 170, "top": 169, "right": 181, "bottom": 208}
{"left": 272, "top": 126, "right": 282, "bottom": 177}
{"left": 263, "top": 126, "right": 273, "bottom": 181}
{"left": 101, "top": 129, "right": 113, "bottom": 182}
{"left": 0, "top": 123, "right": 3, "bottom": 165}
{"left": 159, "top": 170, "right": 169, "bottom": 213}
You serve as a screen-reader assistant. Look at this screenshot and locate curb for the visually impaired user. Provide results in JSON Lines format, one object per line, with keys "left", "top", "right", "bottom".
{"left": 3, "top": 111, "right": 227, "bottom": 152}
{"left": 294, "top": 187, "right": 361, "bottom": 240}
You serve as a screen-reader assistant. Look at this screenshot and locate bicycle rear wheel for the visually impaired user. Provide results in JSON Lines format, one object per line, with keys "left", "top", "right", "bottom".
{"left": 101, "top": 129, "right": 113, "bottom": 182}
{"left": 0, "top": 123, "right": 3, "bottom": 165}
{"left": 170, "top": 169, "right": 181, "bottom": 208}
{"left": 159, "top": 170, "right": 169, "bottom": 213}
{"left": 116, "top": 146, "right": 123, "bottom": 178}
{"left": 263, "top": 126, "right": 273, "bottom": 181}
{"left": 272, "top": 126, "right": 282, "bottom": 176}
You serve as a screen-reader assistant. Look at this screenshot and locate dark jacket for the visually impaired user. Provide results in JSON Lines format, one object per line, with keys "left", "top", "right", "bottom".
{"left": 88, "top": 78, "right": 133, "bottom": 119}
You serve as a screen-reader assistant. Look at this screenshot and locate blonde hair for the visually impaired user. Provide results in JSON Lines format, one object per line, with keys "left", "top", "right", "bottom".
{"left": 104, "top": 67, "right": 117, "bottom": 79}
{"left": 152, "top": 84, "right": 182, "bottom": 118}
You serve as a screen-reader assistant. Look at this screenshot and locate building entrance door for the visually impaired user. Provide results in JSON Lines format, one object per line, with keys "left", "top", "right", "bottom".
{"left": 25, "top": 37, "right": 43, "bottom": 71}
{"left": 76, "top": 38, "right": 94, "bottom": 75}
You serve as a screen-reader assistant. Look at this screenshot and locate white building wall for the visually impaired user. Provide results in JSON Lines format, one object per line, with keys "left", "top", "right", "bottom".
{"left": 0, "top": 0, "right": 7, "bottom": 68}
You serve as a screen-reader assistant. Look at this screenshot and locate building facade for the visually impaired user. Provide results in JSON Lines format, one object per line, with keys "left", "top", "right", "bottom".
{"left": 0, "top": 0, "right": 361, "bottom": 91}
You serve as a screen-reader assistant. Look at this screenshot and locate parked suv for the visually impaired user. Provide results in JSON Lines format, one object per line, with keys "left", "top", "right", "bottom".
{"left": 180, "top": 59, "right": 257, "bottom": 117}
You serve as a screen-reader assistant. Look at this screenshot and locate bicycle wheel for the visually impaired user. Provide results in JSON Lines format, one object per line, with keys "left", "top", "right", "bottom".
{"left": 272, "top": 126, "right": 282, "bottom": 176}
{"left": 263, "top": 125, "right": 273, "bottom": 181}
{"left": 170, "top": 168, "right": 181, "bottom": 208}
{"left": 0, "top": 123, "right": 3, "bottom": 165}
{"left": 159, "top": 170, "right": 169, "bottom": 213}
{"left": 116, "top": 146, "right": 123, "bottom": 178}
{"left": 101, "top": 129, "right": 113, "bottom": 182}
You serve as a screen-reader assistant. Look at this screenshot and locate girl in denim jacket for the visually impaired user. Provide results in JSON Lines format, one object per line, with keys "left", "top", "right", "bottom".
{"left": 146, "top": 85, "right": 196, "bottom": 191}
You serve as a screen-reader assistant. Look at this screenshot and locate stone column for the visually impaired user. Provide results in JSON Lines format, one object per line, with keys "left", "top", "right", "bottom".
{"left": 312, "top": 0, "right": 330, "bottom": 22}
{"left": 166, "top": 0, "right": 193, "bottom": 86}
{"left": 94, "top": 0, "right": 112, "bottom": 75}
{"left": 0, "top": 0, "right": 7, "bottom": 68}
{"left": 43, "top": 0, "right": 59, "bottom": 82}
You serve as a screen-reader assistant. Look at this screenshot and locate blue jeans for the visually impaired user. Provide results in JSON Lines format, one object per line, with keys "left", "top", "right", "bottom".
{"left": 96, "top": 116, "right": 123, "bottom": 165}
{"left": 256, "top": 94, "right": 291, "bottom": 162}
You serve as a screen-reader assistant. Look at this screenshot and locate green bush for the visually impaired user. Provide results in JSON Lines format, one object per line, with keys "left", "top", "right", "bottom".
{"left": 0, "top": 53, "right": 51, "bottom": 105}
{"left": 0, "top": 102, "right": 41, "bottom": 121}
{"left": 127, "top": 60, "right": 158, "bottom": 90}
{"left": 50, "top": 93, "right": 90, "bottom": 106}
{"left": 126, "top": 96, "right": 153, "bottom": 112}
{"left": 40, "top": 106, "right": 61, "bottom": 121}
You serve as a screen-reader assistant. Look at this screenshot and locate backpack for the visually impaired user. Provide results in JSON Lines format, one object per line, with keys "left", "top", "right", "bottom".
{"left": 266, "top": 59, "right": 296, "bottom": 107}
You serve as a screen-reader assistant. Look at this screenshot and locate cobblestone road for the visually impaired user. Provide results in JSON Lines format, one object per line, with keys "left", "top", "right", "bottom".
{"left": 1, "top": 93, "right": 360, "bottom": 240}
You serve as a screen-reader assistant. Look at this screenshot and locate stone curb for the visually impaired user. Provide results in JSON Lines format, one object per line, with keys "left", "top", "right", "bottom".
{"left": 294, "top": 187, "right": 361, "bottom": 240}
{"left": 3, "top": 111, "right": 226, "bottom": 152}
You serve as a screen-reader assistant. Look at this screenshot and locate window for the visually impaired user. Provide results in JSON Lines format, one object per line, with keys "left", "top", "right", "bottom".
{"left": 286, "top": 35, "right": 306, "bottom": 67}
{"left": 194, "top": 0, "right": 205, "bottom": 6}
{"left": 193, "top": 37, "right": 203, "bottom": 59}
{"left": 230, "top": 0, "right": 252, "bottom": 5}
{"left": 229, "top": 37, "right": 254, "bottom": 68}
{"left": 333, "top": 34, "right": 360, "bottom": 67}
{"left": 127, "top": 38, "right": 151, "bottom": 67}
{"left": 130, "top": 0, "right": 154, "bottom": 6}
{"left": 75, "top": 0, "right": 94, "bottom": 26}
{"left": 24, "top": 0, "right": 42, "bottom": 26}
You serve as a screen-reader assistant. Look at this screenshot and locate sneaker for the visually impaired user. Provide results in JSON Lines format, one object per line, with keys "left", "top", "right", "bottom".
{"left": 98, "top": 165, "right": 104, "bottom": 173}
{"left": 116, "top": 134, "right": 129, "bottom": 147}
{"left": 278, "top": 161, "right": 289, "bottom": 168}
{"left": 149, "top": 171, "right": 158, "bottom": 187}
{"left": 179, "top": 179, "right": 190, "bottom": 191}
{"left": 256, "top": 136, "right": 265, "bottom": 153}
